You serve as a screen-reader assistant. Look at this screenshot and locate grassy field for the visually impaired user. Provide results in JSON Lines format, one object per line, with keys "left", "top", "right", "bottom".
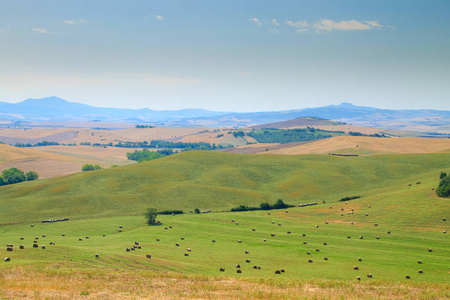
{"left": 0, "top": 151, "right": 449, "bottom": 298}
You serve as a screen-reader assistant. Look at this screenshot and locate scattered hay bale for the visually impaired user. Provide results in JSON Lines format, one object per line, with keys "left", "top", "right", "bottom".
{"left": 285, "top": 211, "right": 289, "bottom": 213}
{"left": 6, "top": 247, "right": 12, "bottom": 252}
{"left": 42, "top": 235, "right": 46, "bottom": 237}
{"left": 79, "top": 239, "right": 82, "bottom": 241}
{"left": 135, "top": 241, "right": 140, "bottom": 245}
{"left": 235, "top": 264, "right": 240, "bottom": 268}
{"left": 325, "top": 221, "right": 328, "bottom": 224}
{"left": 387, "top": 231, "right": 391, "bottom": 234}
{"left": 347, "top": 236, "right": 351, "bottom": 239}
{"left": 368, "top": 205, "right": 371, "bottom": 208}
{"left": 238, "top": 240, "right": 241, "bottom": 243}
{"left": 341, "top": 208, "right": 344, "bottom": 211}
{"left": 181, "top": 237, "right": 184, "bottom": 240}
{"left": 245, "top": 250, "right": 249, "bottom": 254}
{"left": 316, "top": 249, "right": 320, "bottom": 252}
{"left": 428, "top": 248, "right": 432, "bottom": 252}
{"left": 308, "top": 259, "right": 313, "bottom": 263}
{"left": 220, "top": 268, "right": 225, "bottom": 272}
{"left": 329, "top": 206, "right": 332, "bottom": 209}
{"left": 119, "top": 230, "right": 122, "bottom": 232}
{"left": 287, "top": 231, "right": 291, "bottom": 234}
{"left": 165, "top": 227, "right": 168, "bottom": 230}
{"left": 351, "top": 209, "right": 354, "bottom": 212}
{"left": 359, "top": 236, "right": 363, "bottom": 239}
{"left": 20, "top": 237, "right": 24, "bottom": 240}
{"left": 85, "top": 236, "right": 89, "bottom": 239}
{"left": 50, "top": 242, "right": 55, "bottom": 245}
{"left": 268, "top": 213, "right": 271, "bottom": 215}
{"left": 307, "top": 251, "right": 311, "bottom": 255}
{"left": 19, "top": 245, "right": 24, "bottom": 249}
{"left": 271, "top": 221, "right": 274, "bottom": 224}
{"left": 176, "top": 243, "right": 179, "bottom": 247}
{"left": 119, "top": 225, "right": 123, "bottom": 228}
{"left": 358, "top": 258, "right": 362, "bottom": 262}
{"left": 444, "top": 231, "right": 446, "bottom": 234}
{"left": 351, "top": 222, "right": 354, "bottom": 225}
{"left": 315, "top": 225, "right": 319, "bottom": 228}
{"left": 138, "top": 246, "right": 141, "bottom": 249}
{"left": 356, "top": 276, "right": 360, "bottom": 281}
{"left": 418, "top": 270, "right": 423, "bottom": 274}
{"left": 406, "top": 275, "right": 410, "bottom": 279}
{"left": 169, "top": 226, "right": 172, "bottom": 229}
{"left": 324, "top": 257, "right": 328, "bottom": 260}
{"left": 232, "top": 219, "right": 235, "bottom": 222}
{"left": 156, "top": 238, "right": 160, "bottom": 241}
{"left": 41, "top": 245, "right": 46, "bottom": 249}
{"left": 235, "top": 222, "right": 239, "bottom": 225}
{"left": 274, "top": 270, "right": 281, "bottom": 274}
{"left": 263, "top": 239, "right": 266, "bottom": 242}
{"left": 212, "top": 240, "right": 216, "bottom": 242}
{"left": 367, "top": 274, "right": 372, "bottom": 278}
{"left": 31, "top": 225, "right": 34, "bottom": 227}
{"left": 146, "top": 254, "right": 151, "bottom": 258}
{"left": 62, "top": 234, "right": 65, "bottom": 236}
{"left": 353, "top": 266, "right": 359, "bottom": 270}
{"left": 303, "top": 241, "right": 307, "bottom": 244}
{"left": 33, "top": 244, "right": 38, "bottom": 248}
{"left": 376, "top": 236, "right": 380, "bottom": 240}
{"left": 365, "top": 213, "right": 368, "bottom": 216}
{"left": 253, "top": 265, "right": 258, "bottom": 269}
{"left": 443, "top": 217, "right": 446, "bottom": 221}
{"left": 237, "top": 270, "right": 242, "bottom": 273}
{"left": 184, "top": 253, "right": 189, "bottom": 256}
{"left": 95, "top": 253, "right": 99, "bottom": 258}
{"left": 278, "top": 223, "right": 281, "bottom": 226}
{"left": 252, "top": 229, "right": 256, "bottom": 231}
{"left": 187, "top": 248, "right": 191, "bottom": 252}
{"left": 4, "top": 257, "right": 10, "bottom": 262}
{"left": 302, "top": 234, "right": 306, "bottom": 237}
{"left": 131, "top": 248, "right": 135, "bottom": 251}
{"left": 341, "top": 214, "right": 344, "bottom": 216}
{"left": 281, "top": 269, "right": 285, "bottom": 273}
{"left": 374, "top": 223, "right": 378, "bottom": 226}
{"left": 271, "top": 234, "right": 275, "bottom": 237}
{"left": 102, "top": 234, "right": 105, "bottom": 237}
{"left": 126, "top": 248, "right": 130, "bottom": 252}
{"left": 34, "top": 240, "right": 37, "bottom": 243}
{"left": 418, "top": 260, "right": 422, "bottom": 264}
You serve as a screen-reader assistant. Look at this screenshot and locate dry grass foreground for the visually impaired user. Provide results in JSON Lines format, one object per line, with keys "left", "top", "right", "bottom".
{"left": 264, "top": 136, "right": 450, "bottom": 155}
{"left": 0, "top": 267, "right": 448, "bottom": 299}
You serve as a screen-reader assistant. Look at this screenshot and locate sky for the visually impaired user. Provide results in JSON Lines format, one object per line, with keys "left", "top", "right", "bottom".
{"left": 0, "top": 0, "right": 449, "bottom": 112}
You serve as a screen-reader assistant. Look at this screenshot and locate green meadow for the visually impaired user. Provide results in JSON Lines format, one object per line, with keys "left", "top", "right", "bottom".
{"left": 0, "top": 151, "right": 449, "bottom": 298}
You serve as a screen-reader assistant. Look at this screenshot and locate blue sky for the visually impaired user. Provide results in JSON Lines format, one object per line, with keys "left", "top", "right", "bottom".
{"left": 0, "top": 0, "right": 449, "bottom": 111}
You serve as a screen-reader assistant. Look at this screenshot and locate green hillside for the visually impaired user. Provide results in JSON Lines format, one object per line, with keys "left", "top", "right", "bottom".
{"left": 0, "top": 151, "right": 449, "bottom": 224}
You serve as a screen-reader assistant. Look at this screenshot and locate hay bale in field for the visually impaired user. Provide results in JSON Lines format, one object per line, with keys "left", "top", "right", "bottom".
{"left": 253, "top": 265, "right": 257, "bottom": 269}
{"left": 323, "top": 242, "right": 327, "bottom": 245}
{"left": 418, "top": 270, "right": 423, "bottom": 274}
{"left": 324, "top": 257, "right": 328, "bottom": 260}
{"left": 358, "top": 258, "right": 362, "bottom": 262}
{"left": 102, "top": 234, "right": 105, "bottom": 237}
{"left": 325, "top": 221, "right": 328, "bottom": 224}
{"left": 406, "top": 275, "right": 410, "bottom": 279}
{"left": 374, "top": 223, "right": 378, "bottom": 226}
{"left": 235, "top": 264, "right": 240, "bottom": 268}
{"left": 341, "top": 213, "right": 344, "bottom": 216}
{"left": 238, "top": 240, "right": 241, "bottom": 243}
{"left": 263, "top": 239, "right": 266, "bottom": 242}
{"left": 418, "top": 260, "right": 422, "bottom": 264}
{"left": 184, "top": 253, "right": 189, "bottom": 256}
{"left": 169, "top": 226, "right": 172, "bottom": 229}
{"left": 156, "top": 238, "right": 160, "bottom": 241}
{"left": 135, "top": 241, "right": 140, "bottom": 245}
{"left": 62, "top": 234, "right": 65, "bottom": 236}
{"left": 351, "top": 222, "right": 354, "bottom": 225}
{"left": 41, "top": 245, "right": 46, "bottom": 249}
{"left": 307, "top": 251, "right": 311, "bottom": 255}
{"left": 50, "top": 242, "right": 55, "bottom": 245}
{"left": 443, "top": 217, "right": 446, "bottom": 221}
{"left": 359, "top": 236, "right": 363, "bottom": 239}
{"left": 287, "top": 231, "right": 291, "bottom": 234}
{"left": 165, "top": 227, "right": 168, "bottom": 230}
{"left": 376, "top": 236, "right": 380, "bottom": 240}
{"left": 235, "top": 222, "right": 239, "bottom": 225}
{"left": 79, "top": 239, "right": 82, "bottom": 241}
{"left": 33, "top": 244, "right": 38, "bottom": 248}
{"left": 245, "top": 250, "right": 249, "bottom": 254}
{"left": 137, "top": 246, "right": 141, "bottom": 249}
{"left": 20, "top": 237, "right": 24, "bottom": 240}
{"left": 368, "top": 205, "right": 371, "bottom": 208}
{"left": 308, "top": 259, "right": 313, "bottom": 263}
{"left": 302, "top": 234, "right": 306, "bottom": 237}
{"left": 119, "top": 225, "right": 123, "bottom": 228}
{"left": 347, "top": 236, "right": 351, "bottom": 239}
{"left": 315, "top": 225, "right": 319, "bottom": 228}
{"left": 232, "top": 219, "right": 235, "bottom": 222}
{"left": 246, "top": 259, "right": 250, "bottom": 263}
{"left": 329, "top": 206, "right": 332, "bottom": 209}
{"left": 353, "top": 266, "right": 359, "bottom": 270}
{"left": 444, "top": 231, "right": 446, "bottom": 234}
{"left": 86, "top": 236, "right": 89, "bottom": 239}
{"left": 252, "top": 229, "right": 256, "bottom": 231}
{"left": 285, "top": 211, "right": 289, "bottom": 213}
{"left": 212, "top": 240, "right": 216, "bottom": 243}
{"left": 271, "top": 221, "right": 274, "bottom": 224}
{"left": 237, "top": 270, "right": 242, "bottom": 273}
{"left": 220, "top": 268, "right": 225, "bottom": 272}
{"left": 19, "top": 245, "right": 24, "bottom": 249}
{"left": 176, "top": 243, "right": 179, "bottom": 247}
{"left": 146, "top": 254, "right": 151, "bottom": 258}
{"left": 95, "top": 253, "right": 99, "bottom": 258}
{"left": 6, "top": 247, "right": 12, "bottom": 252}
{"left": 316, "top": 249, "right": 320, "bottom": 252}
{"left": 4, "top": 257, "right": 10, "bottom": 262}
{"left": 271, "top": 234, "right": 275, "bottom": 237}
{"left": 274, "top": 270, "right": 281, "bottom": 274}
{"left": 387, "top": 231, "right": 391, "bottom": 234}
{"left": 187, "top": 248, "right": 191, "bottom": 252}
{"left": 131, "top": 248, "right": 135, "bottom": 251}
{"left": 367, "top": 274, "right": 372, "bottom": 278}
{"left": 119, "top": 230, "right": 122, "bottom": 232}
{"left": 365, "top": 213, "right": 368, "bottom": 216}
{"left": 31, "top": 225, "right": 34, "bottom": 227}
{"left": 356, "top": 276, "right": 360, "bottom": 281}
{"left": 133, "top": 245, "right": 137, "bottom": 249}
{"left": 34, "top": 240, "right": 37, "bottom": 243}
{"left": 268, "top": 213, "right": 271, "bottom": 215}
{"left": 278, "top": 223, "right": 281, "bottom": 226}
{"left": 428, "top": 248, "right": 432, "bottom": 252}
{"left": 126, "top": 248, "right": 130, "bottom": 252}
{"left": 42, "top": 235, "right": 46, "bottom": 237}
{"left": 303, "top": 241, "right": 307, "bottom": 244}
{"left": 181, "top": 237, "right": 184, "bottom": 240}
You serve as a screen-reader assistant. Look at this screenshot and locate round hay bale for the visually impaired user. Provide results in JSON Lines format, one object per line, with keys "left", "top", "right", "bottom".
{"left": 351, "top": 209, "right": 354, "bottom": 211}
{"left": 358, "top": 258, "right": 362, "bottom": 262}
{"left": 351, "top": 222, "right": 354, "bottom": 225}
{"left": 131, "top": 248, "right": 135, "bottom": 251}
{"left": 126, "top": 248, "right": 130, "bottom": 252}
{"left": 302, "top": 234, "right": 306, "bottom": 237}
{"left": 374, "top": 223, "right": 378, "bottom": 226}
{"left": 341, "top": 208, "right": 344, "bottom": 211}
{"left": 119, "top": 225, "right": 123, "bottom": 228}
{"left": 33, "top": 244, "right": 38, "bottom": 248}
{"left": 329, "top": 206, "right": 332, "bottom": 209}
{"left": 187, "top": 248, "right": 191, "bottom": 252}
{"left": 271, "top": 233, "right": 275, "bottom": 237}
{"left": 19, "top": 245, "right": 24, "bottom": 249}
{"left": 323, "top": 242, "right": 327, "bottom": 245}
{"left": 341, "top": 213, "right": 344, "bottom": 216}
{"left": 245, "top": 250, "right": 249, "bottom": 254}
{"left": 353, "top": 266, "right": 359, "bottom": 270}
{"left": 274, "top": 270, "right": 281, "bottom": 274}
{"left": 325, "top": 221, "right": 328, "bottom": 224}
{"left": 267, "top": 213, "right": 271, "bottom": 215}
{"left": 324, "top": 257, "right": 328, "bottom": 260}
{"left": 443, "top": 217, "right": 446, "bottom": 221}
{"left": 165, "top": 227, "right": 168, "bottom": 230}
{"left": 315, "top": 249, "right": 320, "bottom": 252}
{"left": 252, "top": 229, "right": 256, "bottom": 231}
{"left": 285, "top": 211, "right": 289, "bottom": 213}
{"left": 156, "top": 238, "right": 160, "bottom": 241}
{"left": 376, "top": 236, "right": 380, "bottom": 239}
{"left": 307, "top": 251, "right": 311, "bottom": 255}
{"left": 119, "top": 230, "right": 122, "bottom": 232}
{"left": 62, "top": 234, "right": 65, "bottom": 236}
{"left": 418, "top": 270, "right": 423, "bottom": 274}
{"left": 359, "top": 236, "right": 363, "bottom": 239}
{"left": 406, "top": 275, "right": 410, "bottom": 279}
{"left": 235, "top": 264, "right": 240, "bottom": 268}
{"left": 35, "top": 237, "right": 39, "bottom": 240}
{"left": 212, "top": 240, "right": 216, "bottom": 243}
{"left": 238, "top": 240, "right": 241, "bottom": 243}
{"left": 315, "top": 225, "right": 319, "bottom": 228}
{"left": 169, "top": 226, "right": 172, "bottom": 229}
{"left": 246, "top": 259, "right": 250, "bottom": 263}
{"left": 146, "top": 254, "right": 151, "bottom": 258}
{"left": 257, "top": 266, "right": 261, "bottom": 269}
{"left": 345, "top": 202, "right": 348, "bottom": 205}
{"left": 271, "top": 221, "right": 274, "bottom": 224}
{"left": 184, "top": 253, "right": 189, "bottom": 256}
{"left": 365, "top": 213, "right": 368, "bottom": 216}
{"left": 6, "top": 247, "right": 12, "bottom": 252}
{"left": 278, "top": 223, "right": 281, "bottom": 226}
{"left": 444, "top": 231, "right": 446, "bottom": 234}
{"left": 102, "top": 234, "right": 105, "bottom": 237}
{"left": 237, "top": 270, "right": 242, "bottom": 273}
{"left": 303, "top": 241, "right": 307, "bottom": 244}
{"left": 356, "top": 276, "right": 360, "bottom": 281}
{"left": 287, "top": 231, "right": 291, "bottom": 234}
{"left": 308, "top": 259, "right": 313, "bottom": 263}
{"left": 367, "top": 274, "right": 372, "bottom": 278}
{"left": 95, "top": 253, "right": 99, "bottom": 258}
{"left": 253, "top": 265, "right": 258, "bottom": 269}
{"left": 137, "top": 246, "right": 141, "bottom": 249}
{"left": 387, "top": 231, "right": 391, "bottom": 234}
{"left": 220, "top": 267, "right": 225, "bottom": 272}
{"left": 347, "top": 236, "right": 351, "bottom": 239}
{"left": 50, "top": 242, "right": 55, "bottom": 245}
{"left": 418, "top": 260, "right": 422, "bottom": 264}
{"left": 42, "top": 235, "right": 46, "bottom": 237}
{"left": 34, "top": 240, "right": 37, "bottom": 243}
{"left": 181, "top": 237, "right": 184, "bottom": 240}
{"left": 135, "top": 241, "right": 140, "bottom": 245}
{"left": 263, "top": 239, "right": 266, "bottom": 242}
{"left": 20, "top": 237, "right": 24, "bottom": 240}
{"left": 41, "top": 245, "right": 45, "bottom": 249}
{"left": 85, "top": 236, "right": 89, "bottom": 239}
{"left": 4, "top": 257, "right": 10, "bottom": 262}
{"left": 232, "top": 219, "right": 235, "bottom": 222}
{"left": 235, "top": 222, "right": 239, "bottom": 225}
{"left": 79, "top": 239, "right": 82, "bottom": 241}
{"left": 428, "top": 248, "right": 432, "bottom": 252}
{"left": 31, "top": 225, "right": 34, "bottom": 227}
{"left": 368, "top": 205, "right": 371, "bottom": 208}
{"left": 176, "top": 243, "right": 179, "bottom": 246}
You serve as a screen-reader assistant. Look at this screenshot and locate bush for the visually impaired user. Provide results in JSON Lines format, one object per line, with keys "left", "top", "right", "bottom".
{"left": 194, "top": 208, "right": 200, "bottom": 214}
{"left": 440, "top": 171, "right": 447, "bottom": 179}
{"left": 2, "top": 168, "right": 26, "bottom": 184}
{"left": 436, "top": 176, "right": 450, "bottom": 198}
{"left": 26, "top": 171, "right": 39, "bottom": 181}
{"left": 145, "top": 208, "right": 158, "bottom": 225}
{"left": 82, "top": 164, "right": 95, "bottom": 172}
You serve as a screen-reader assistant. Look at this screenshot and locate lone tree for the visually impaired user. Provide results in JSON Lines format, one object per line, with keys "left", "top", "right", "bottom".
{"left": 436, "top": 174, "right": 450, "bottom": 198}
{"left": 26, "top": 171, "right": 39, "bottom": 181}
{"left": 145, "top": 208, "right": 158, "bottom": 225}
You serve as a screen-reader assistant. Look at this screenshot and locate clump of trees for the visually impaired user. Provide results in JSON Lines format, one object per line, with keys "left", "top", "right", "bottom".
{"left": 231, "top": 199, "right": 293, "bottom": 212}
{"left": 246, "top": 128, "right": 337, "bottom": 144}
{"left": 0, "top": 167, "right": 39, "bottom": 186}
{"left": 145, "top": 208, "right": 158, "bottom": 225}
{"left": 126, "top": 149, "right": 168, "bottom": 162}
{"left": 81, "top": 164, "right": 102, "bottom": 172}
{"left": 339, "top": 196, "right": 361, "bottom": 202}
{"left": 437, "top": 171, "right": 450, "bottom": 198}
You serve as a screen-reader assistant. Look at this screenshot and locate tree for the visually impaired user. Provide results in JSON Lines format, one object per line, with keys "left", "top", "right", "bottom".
{"left": 194, "top": 208, "right": 200, "bottom": 214}
{"left": 26, "top": 171, "right": 39, "bottom": 181}
{"left": 82, "top": 164, "right": 95, "bottom": 172}
{"left": 440, "top": 171, "right": 447, "bottom": 179}
{"left": 273, "top": 199, "right": 288, "bottom": 209}
{"left": 2, "top": 168, "right": 26, "bottom": 184}
{"left": 94, "top": 165, "right": 102, "bottom": 170}
{"left": 436, "top": 176, "right": 450, "bottom": 198}
{"left": 260, "top": 202, "right": 271, "bottom": 210}
{"left": 0, "top": 176, "right": 4, "bottom": 186}
{"left": 145, "top": 208, "right": 158, "bottom": 225}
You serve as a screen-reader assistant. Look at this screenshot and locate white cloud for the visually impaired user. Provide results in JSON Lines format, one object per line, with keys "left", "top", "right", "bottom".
{"left": 64, "top": 19, "right": 88, "bottom": 25}
{"left": 286, "top": 20, "right": 310, "bottom": 28}
{"left": 32, "top": 28, "right": 49, "bottom": 34}
{"left": 249, "top": 17, "right": 262, "bottom": 26}
{"left": 0, "top": 27, "right": 10, "bottom": 34}
{"left": 269, "top": 28, "right": 279, "bottom": 34}
{"left": 272, "top": 19, "right": 280, "bottom": 26}
{"left": 313, "top": 19, "right": 385, "bottom": 32}
{"left": 156, "top": 15, "right": 163, "bottom": 20}
{"left": 296, "top": 29, "right": 308, "bottom": 33}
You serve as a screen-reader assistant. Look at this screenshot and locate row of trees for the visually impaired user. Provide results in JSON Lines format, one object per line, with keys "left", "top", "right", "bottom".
{"left": 81, "top": 164, "right": 102, "bottom": 172}
{"left": 14, "top": 141, "right": 60, "bottom": 147}
{"left": 0, "top": 168, "right": 38, "bottom": 186}
{"left": 231, "top": 199, "right": 292, "bottom": 212}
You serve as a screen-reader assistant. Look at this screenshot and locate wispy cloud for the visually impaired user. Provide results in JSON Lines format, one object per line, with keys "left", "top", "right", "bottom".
{"left": 32, "top": 28, "right": 49, "bottom": 34}
{"left": 269, "top": 28, "right": 279, "bottom": 34}
{"left": 313, "top": 19, "right": 385, "bottom": 32}
{"left": 64, "top": 19, "right": 88, "bottom": 25}
{"left": 272, "top": 19, "right": 280, "bottom": 26}
{"left": 0, "top": 27, "right": 10, "bottom": 34}
{"left": 156, "top": 15, "right": 163, "bottom": 20}
{"left": 249, "top": 17, "right": 262, "bottom": 26}
{"left": 296, "top": 29, "right": 308, "bottom": 33}
{"left": 286, "top": 20, "right": 310, "bottom": 28}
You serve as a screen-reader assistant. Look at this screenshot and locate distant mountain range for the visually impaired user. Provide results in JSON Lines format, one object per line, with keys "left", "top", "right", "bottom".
{"left": 0, "top": 97, "right": 449, "bottom": 132}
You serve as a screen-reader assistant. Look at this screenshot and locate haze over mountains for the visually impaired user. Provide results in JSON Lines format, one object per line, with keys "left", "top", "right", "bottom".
{"left": 0, "top": 96, "right": 449, "bottom": 131}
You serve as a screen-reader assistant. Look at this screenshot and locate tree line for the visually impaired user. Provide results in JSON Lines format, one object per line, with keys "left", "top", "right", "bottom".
{"left": 0, "top": 167, "right": 38, "bottom": 186}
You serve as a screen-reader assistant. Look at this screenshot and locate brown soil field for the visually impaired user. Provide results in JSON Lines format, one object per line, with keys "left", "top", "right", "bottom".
{"left": 263, "top": 136, "right": 450, "bottom": 155}
{"left": 292, "top": 124, "right": 384, "bottom": 135}
{"left": 0, "top": 128, "right": 68, "bottom": 139}
{"left": 0, "top": 144, "right": 135, "bottom": 179}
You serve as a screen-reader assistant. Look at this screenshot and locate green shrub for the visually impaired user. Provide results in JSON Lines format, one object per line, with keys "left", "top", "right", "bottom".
{"left": 436, "top": 176, "right": 450, "bottom": 198}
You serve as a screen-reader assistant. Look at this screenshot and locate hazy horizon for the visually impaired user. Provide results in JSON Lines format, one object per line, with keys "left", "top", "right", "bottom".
{"left": 0, "top": 1, "right": 449, "bottom": 111}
